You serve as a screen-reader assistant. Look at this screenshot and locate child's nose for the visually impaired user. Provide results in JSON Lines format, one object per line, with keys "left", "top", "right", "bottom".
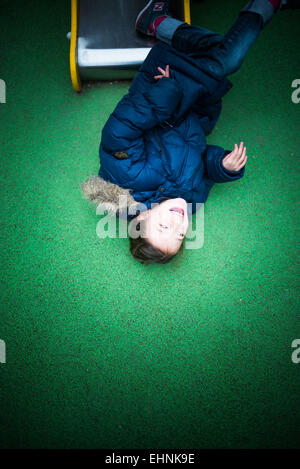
{"left": 169, "top": 216, "right": 183, "bottom": 230}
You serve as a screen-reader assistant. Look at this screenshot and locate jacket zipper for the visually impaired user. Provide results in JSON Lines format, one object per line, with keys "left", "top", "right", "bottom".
{"left": 153, "top": 128, "right": 164, "bottom": 153}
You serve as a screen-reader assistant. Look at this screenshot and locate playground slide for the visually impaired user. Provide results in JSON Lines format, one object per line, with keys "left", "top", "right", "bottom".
{"left": 69, "top": 0, "right": 191, "bottom": 91}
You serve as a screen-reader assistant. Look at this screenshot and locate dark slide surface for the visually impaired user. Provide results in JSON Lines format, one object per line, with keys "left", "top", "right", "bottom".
{"left": 78, "top": 0, "right": 186, "bottom": 50}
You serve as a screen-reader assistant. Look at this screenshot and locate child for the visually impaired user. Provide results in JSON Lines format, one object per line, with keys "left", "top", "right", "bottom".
{"left": 82, "top": 0, "right": 296, "bottom": 264}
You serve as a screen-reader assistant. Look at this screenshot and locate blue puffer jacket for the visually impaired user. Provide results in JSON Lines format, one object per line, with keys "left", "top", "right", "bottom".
{"left": 99, "top": 40, "right": 245, "bottom": 216}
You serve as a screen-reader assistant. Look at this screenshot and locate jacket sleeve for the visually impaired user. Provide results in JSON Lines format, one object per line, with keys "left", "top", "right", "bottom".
{"left": 203, "top": 145, "right": 245, "bottom": 183}
{"left": 101, "top": 77, "right": 183, "bottom": 152}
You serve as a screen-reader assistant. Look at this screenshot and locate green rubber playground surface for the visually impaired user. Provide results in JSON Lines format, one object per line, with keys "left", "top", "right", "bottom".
{"left": 0, "top": 0, "right": 299, "bottom": 449}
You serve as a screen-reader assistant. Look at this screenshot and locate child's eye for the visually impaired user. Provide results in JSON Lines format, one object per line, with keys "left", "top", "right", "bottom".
{"left": 178, "top": 233, "right": 184, "bottom": 238}
{"left": 159, "top": 224, "right": 168, "bottom": 230}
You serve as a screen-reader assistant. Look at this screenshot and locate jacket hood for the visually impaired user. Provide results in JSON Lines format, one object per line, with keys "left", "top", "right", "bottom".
{"left": 81, "top": 175, "right": 140, "bottom": 217}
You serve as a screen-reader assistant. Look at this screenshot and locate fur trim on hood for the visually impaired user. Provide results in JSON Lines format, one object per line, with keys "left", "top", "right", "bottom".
{"left": 81, "top": 175, "right": 140, "bottom": 217}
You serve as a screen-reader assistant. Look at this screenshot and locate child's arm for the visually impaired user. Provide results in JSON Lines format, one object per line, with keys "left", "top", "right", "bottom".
{"left": 203, "top": 141, "right": 247, "bottom": 183}
{"left": 99, "top": 66, "right": 182, "bottom": 189}
{"left": 101, "top": 66, "right": 182, "bottom": 153}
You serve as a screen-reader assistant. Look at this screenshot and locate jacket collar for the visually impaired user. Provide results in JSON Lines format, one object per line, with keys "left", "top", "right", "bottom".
{"left": 82, "top": 175, "right": 192, "bottom": 221}
{"left": 81, "top": 175, "right": 139, "bottom": 217}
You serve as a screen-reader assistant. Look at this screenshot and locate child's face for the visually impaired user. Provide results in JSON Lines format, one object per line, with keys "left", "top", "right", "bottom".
{"left": 137, "top": 198, "right": 189, "bottom": 254}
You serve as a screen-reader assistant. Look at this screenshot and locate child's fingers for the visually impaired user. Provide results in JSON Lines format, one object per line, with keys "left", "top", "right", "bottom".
{"left": 241, "top": 154, "right": 248, "bottom": 168}
{"left": 238, "top": 154, "right": 247, "bottom": 170}
{"left": 233, "top": 142, "right": 244, "bottom": 161}
{"left": 157, "top": 65, "right": 170, "bottom": 77}
{"left": 154, "top": 74, "right": 163, "bottom": 79}
{"left": 238, "top": 146, "right": 247, "bottom": 162}
{"left": 229, "top": 144, "right": 238, "bottom": 160}
{"left": 237, "top": 141, "right": 244, "bottom": 158}
{"left": 226, "top": 145, "right": 235, "bottom": 160}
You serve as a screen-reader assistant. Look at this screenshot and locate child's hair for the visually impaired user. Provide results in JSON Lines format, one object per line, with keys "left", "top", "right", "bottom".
{"left": 129, "top": 219, "right": 182, "bottom": 265}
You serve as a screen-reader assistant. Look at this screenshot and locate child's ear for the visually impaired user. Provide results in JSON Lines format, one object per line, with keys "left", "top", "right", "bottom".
{"left": 137, "top": 210, "right": 149, "bottom": 221}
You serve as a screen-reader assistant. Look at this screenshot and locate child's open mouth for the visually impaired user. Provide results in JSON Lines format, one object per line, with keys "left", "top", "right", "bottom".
{"left": 170, "top": 207, "right": 184, "bottom": 217}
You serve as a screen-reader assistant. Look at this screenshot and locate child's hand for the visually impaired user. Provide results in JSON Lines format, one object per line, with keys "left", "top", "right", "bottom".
{"left": 222, "top": 142, "right": 248, "bottom": 172}
{"left": 154, "top": 64, "right": 170, "bottom": 80}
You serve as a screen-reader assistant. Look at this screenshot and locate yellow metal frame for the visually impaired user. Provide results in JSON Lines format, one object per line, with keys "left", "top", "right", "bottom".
{"left": 183, "top": 0, "right": 191, "bottom": 25}
{"left": 70, "top": 0, "right": 81, "bottom": 92}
